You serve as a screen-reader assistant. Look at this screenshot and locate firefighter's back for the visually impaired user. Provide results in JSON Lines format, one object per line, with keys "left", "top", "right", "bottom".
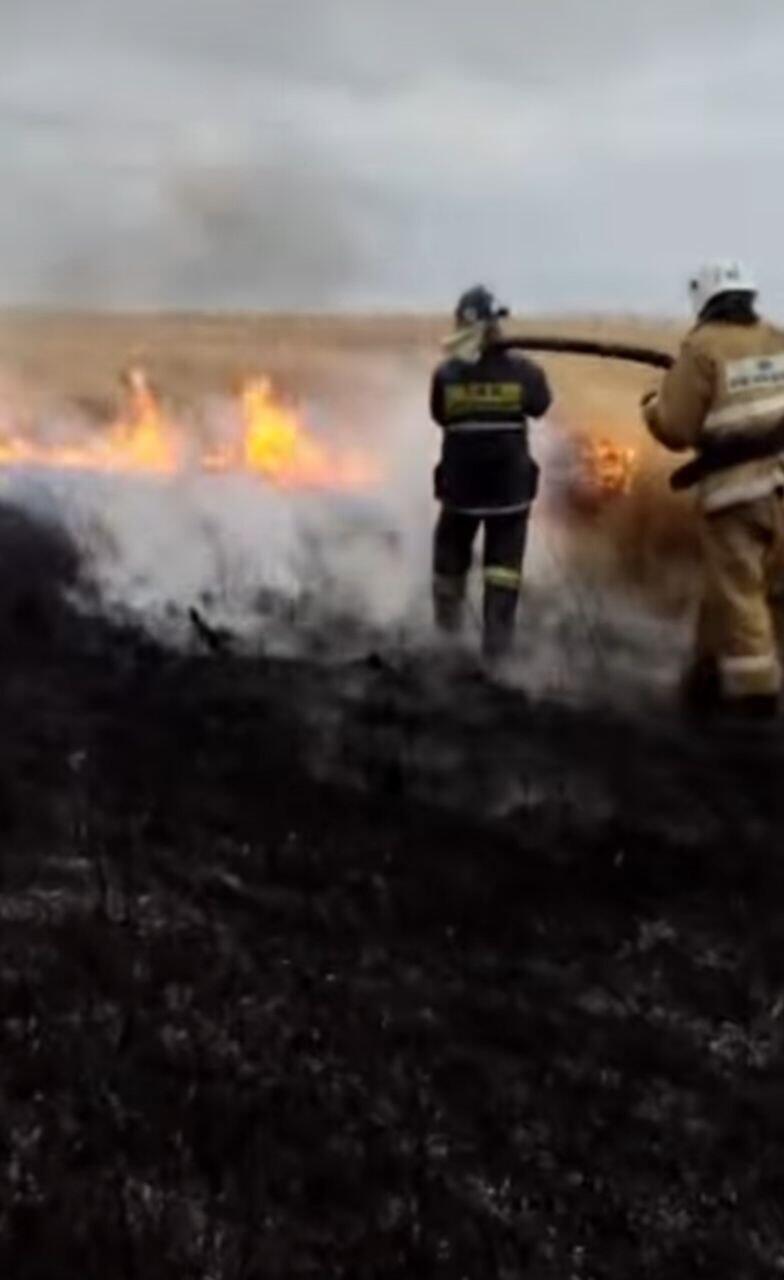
{"left": 431, "top": 346, "right": 549, "bottom": 515}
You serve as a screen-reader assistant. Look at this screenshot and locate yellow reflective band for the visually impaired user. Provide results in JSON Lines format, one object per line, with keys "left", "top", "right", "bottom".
{"left": 704, "top": 392, "right": 784, "bottom": 433}
{"left": 484, "top": 566, "right": 521, "bottom": 590}
{"left": 720, "top": 653, "right": 778, "bottom": 675}
{"left": 445, "top": 382, "right": 523, "bottom": 416}
{"left": 718, "top": 651, "right": 781, "bottom": 697}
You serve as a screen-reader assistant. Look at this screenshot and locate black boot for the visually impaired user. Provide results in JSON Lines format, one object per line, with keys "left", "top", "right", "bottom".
{"left": 433, "top": 575, "right": 466, "bottom": 636}
{"left": 679, "top": 657, "right": 722, "bottom": 720}
{"left": 716, "top": 694, "right": 781, "bottom": 731}
{"left": 482, "top": 584, "right": 518, "bottom": 664}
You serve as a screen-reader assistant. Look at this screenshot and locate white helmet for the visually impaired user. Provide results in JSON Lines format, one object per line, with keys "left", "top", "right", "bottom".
{"left": 688, "top": 260, "right": 757, "bottom": 317}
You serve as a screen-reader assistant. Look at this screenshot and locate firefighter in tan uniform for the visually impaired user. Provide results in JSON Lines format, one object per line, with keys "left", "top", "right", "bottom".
{"left": 642, "top": 261, "right": 784, "bottom": 721}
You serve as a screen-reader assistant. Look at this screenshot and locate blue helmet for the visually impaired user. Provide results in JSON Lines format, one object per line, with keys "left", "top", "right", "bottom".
{"left": 454, "top": 284, "right": 509, "bottom": 328}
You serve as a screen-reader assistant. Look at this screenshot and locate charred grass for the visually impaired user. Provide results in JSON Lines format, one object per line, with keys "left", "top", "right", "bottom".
{"left": 0, "top": 503, "right": 784, "bottom": 1278}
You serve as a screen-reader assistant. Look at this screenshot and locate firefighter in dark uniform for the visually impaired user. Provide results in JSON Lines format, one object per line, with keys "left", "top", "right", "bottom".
{"left": 430, "top": 285, "right": 552, "bottom": 660}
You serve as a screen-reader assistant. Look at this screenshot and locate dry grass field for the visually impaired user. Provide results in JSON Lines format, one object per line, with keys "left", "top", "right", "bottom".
{"left": 0, "top": 307, "right": 681, "bottom": 413}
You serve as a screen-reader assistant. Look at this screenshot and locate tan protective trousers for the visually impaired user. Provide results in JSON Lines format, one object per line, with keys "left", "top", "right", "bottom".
{"left": 696, "top": 491, "right": 784, "bottom": 699}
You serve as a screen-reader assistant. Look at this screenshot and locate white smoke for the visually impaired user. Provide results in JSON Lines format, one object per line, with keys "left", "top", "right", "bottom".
{"left": 0, "top": 360, "right": 687, "bottom": 700}
{"left": 0, "top": 363, "right": 436, "bottom": 652}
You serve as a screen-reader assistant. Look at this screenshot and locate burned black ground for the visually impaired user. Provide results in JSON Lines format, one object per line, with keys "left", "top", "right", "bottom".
{"left": 1, "top": 504, "right": 784, "bottom": 1278}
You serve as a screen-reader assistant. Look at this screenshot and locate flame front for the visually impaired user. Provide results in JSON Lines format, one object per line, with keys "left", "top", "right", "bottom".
{"left": 548, "top": 425, "right": 639, "bottom": 517}
{"left": 239, "top": 377, "right": 376, "bottom": 489}
{"left": 0, "top": 366, "right": 178, "bottom": 475}
{"left": 0, "top": 368, "right": 378, "bottom": 491}
{"left": 582, "top": 436, "right": 637, "bottom": 497}
{"left": 106, "top": 367, "right": 180, "bottom": 473}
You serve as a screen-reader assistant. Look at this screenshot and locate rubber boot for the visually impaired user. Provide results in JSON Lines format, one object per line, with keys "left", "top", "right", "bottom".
{"left": 732, "top": 694, "right": 780, "bottom": 720}
{"left": 433, "top": 575, "right": 466, "bottom": 637}
{"left": 679, "top": 656, "right": 722, "bottom": 722}
{"left": 714, "top": 693, "right": 781, "bottom": 737}
{"left": 482, "top": 584, "right": 518, "bottom": 665}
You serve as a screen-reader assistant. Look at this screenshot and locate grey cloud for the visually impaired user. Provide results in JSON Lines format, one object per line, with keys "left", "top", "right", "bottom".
{"left": 2, "top": 0, "right": 784, "bottom": 311}
{"left": 0, "top": 150, "right": 393, "bottom": 309}
{"left": 159, "top": 150, "right": 392, "bottom": 308}
{"left": 3, "top": 0, "right": 771, "bottom": 115}
{"left": 16, "top": 0, "right": 768, "bottom": 95}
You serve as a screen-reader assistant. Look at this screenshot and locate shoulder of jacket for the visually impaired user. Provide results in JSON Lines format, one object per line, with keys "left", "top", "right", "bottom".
{"left": 683, "top": 322, "right": 711, "bottom": 347}
{"left": 680, "top": 325, "right": 722, "bottom": 361}
{"left": 761, "top": 319, "right": 784, "bottom": 343}
{"left": 504, "top": 350, "right": 543, "bottom": 376}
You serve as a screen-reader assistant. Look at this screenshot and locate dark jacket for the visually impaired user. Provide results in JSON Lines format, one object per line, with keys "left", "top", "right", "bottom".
{"left": 430, "top": 345, "right": 551, "bottom": 514}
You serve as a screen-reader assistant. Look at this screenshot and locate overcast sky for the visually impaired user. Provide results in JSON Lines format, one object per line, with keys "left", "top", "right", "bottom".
{"left": 2, "top": 0, "right": 784, "bottom": 315}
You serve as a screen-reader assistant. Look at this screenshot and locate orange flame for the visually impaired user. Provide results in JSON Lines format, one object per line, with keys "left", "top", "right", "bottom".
{"left": 582, "top": 436, "right": 637, "bottom": 497}
{"left": 549, "top": 427, "right": 638, "bottom": 518}
{"left": 0, "top": 365, "right": 179, "bottom": 475}
{"left": 238, "top": 377, "right": 376, "bottom": 489}
{"left": 0, "top": 367, "right": 378, "bottom": 491}
{"left": 107, "top": 366, "right": 180, "bottom": 473}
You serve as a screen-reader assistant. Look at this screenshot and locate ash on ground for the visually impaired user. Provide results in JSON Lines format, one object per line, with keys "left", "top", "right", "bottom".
{"left": 1, "top": 503, "right": 783, "bottom": 1279}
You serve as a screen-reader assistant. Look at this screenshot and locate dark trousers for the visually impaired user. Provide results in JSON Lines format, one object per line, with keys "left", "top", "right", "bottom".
{"left": 432, "top": 507, "right": 529, "bottom": 658}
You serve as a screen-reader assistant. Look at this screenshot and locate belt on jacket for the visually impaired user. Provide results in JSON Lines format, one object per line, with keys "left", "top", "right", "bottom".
{"left": 670, "top": 417, "right": 784, "bottom": 491}
{"left": 444, "top": 419, "right": 525, "bottom": 434}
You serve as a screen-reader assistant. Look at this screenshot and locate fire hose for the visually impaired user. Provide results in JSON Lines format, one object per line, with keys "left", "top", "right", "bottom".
{"left": 499, "top": 335, "right": 674, "bottom": 371}
{"left": 500, "top": 335, "right": 784, "bottom": 492}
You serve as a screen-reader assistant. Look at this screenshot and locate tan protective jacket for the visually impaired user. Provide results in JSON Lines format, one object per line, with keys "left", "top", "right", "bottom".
{"left": 643, "top": 319, "right": 784, "bottom": 512}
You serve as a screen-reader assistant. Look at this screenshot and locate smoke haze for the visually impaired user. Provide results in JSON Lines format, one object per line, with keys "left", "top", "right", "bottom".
{"left": 1, "top": 0, "right": 784, "bottom": 313}
{"left": 0, "top": 350, "right": 688, "bottom": 705}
